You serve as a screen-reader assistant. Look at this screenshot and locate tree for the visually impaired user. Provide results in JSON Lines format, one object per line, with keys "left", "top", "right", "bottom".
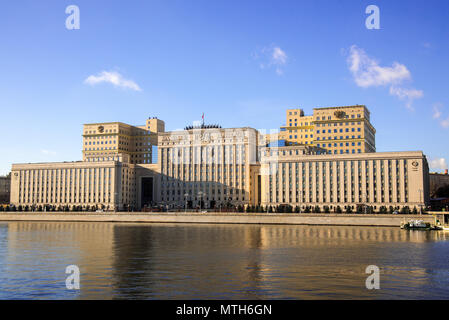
{"left": 400, "top": 206, "right": 410, "bottom": 214}
{"left": 323, "top": 206, "right": 330, "bottom": 213}
{"left": 304, "top": 206, "right": 311, "bottom": 213}
{"left": 314, "top": 205, "right": 321, "bottom": 213}
{"left": 294, "top": 205, "right": 300, "bottom": 213}
{"left": 346, "top": 206, "right": 353, "bottom": 214}
{"left": 379, "top": 206, "right": 387, "bottom": 214}
{"left": 412, "top": 206, "right": 418, "bottom": 215}
{"left": 336, "top": 206, "right": 342, "bottom": 213}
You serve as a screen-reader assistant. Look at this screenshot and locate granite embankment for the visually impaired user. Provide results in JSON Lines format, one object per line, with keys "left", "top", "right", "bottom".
{"left": 0, "top": 212, "right": 437, "bottom": 227}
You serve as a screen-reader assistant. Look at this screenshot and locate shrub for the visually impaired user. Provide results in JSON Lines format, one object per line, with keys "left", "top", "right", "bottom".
{"left": 400, "top": 206, "right": 410, "bottom": 214}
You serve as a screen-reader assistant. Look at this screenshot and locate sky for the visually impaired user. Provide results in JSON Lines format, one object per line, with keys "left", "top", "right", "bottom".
{"left": 0, "top": 0, "right": 448, "bottom": 175}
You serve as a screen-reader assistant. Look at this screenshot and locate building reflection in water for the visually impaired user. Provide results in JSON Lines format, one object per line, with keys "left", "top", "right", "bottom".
{"left": 2, "top": 222, "right": 449, "bottom": 299}
{"left": 3, "top": 222, "right": 115, "bottom": 299}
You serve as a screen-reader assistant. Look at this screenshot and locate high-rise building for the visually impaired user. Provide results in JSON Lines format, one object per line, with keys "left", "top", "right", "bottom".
{"left": 82, "top": 117, "right": 164, "bottom": 164}
{"left": 279, "top": 105, "right": 376, "bottom": 154}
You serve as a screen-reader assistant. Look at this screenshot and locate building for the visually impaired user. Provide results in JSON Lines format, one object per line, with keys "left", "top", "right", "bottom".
{"left": 429, "top": 170, "right": 449, "bottom": 197}
{"left": 0, "top": 173, "right": 11, "bottom": 204}
{"left": 153, "top": 125, "right": 259, "bottom": 209}
{"left": 279, "top": 105, "right": 376, "bottom": 154}
{"left": 82, "top": 117, "right": 164, "bottom": 164}
{"left": 9, "top": 113, "right": 429, "bottom": 212}
{"left": 259, "top": 149, "right": 429, "bottom": 212}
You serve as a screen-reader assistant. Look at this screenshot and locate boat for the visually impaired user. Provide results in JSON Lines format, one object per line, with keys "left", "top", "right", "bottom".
{"left": 401, "top": 220, "right": 431, "bottom": 230}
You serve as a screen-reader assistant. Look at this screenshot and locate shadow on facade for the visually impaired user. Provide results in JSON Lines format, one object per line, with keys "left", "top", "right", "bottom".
{"left": 134, "top": 165, "right": 252, "bottom": 211}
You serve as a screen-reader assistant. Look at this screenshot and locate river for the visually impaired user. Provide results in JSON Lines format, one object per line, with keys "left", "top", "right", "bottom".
{"left": 0, "top": 222, "right": 448, "bottom": 299}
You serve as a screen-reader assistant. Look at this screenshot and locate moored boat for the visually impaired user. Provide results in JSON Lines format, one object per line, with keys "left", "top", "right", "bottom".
{"left": 401, "top": 220, "right": 431, "bottom": 230}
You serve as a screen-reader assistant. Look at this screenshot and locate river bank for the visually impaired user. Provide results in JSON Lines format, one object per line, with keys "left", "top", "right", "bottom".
{"left": 0, "top": 212, "right": 437, "bottom": 227}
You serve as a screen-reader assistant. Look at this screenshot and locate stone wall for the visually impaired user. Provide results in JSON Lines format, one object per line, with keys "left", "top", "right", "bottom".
{"left": 0, "top": 212, "right": 436, "bottom": 227}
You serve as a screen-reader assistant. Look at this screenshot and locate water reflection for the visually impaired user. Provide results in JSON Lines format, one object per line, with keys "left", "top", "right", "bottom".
{"left": 1, "top": 222, "right": 449, "bottom": 299}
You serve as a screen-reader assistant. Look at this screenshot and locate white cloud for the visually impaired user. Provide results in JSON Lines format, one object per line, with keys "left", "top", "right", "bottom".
{"left": 432, "top": 103, "right": 449, "bottom": 128}
{"left": 347, "top": 45, "right": 423, "bottom": 110}
{"left": 41, "top": 149, "right": 56, "bottom": 156}
{"left": 256, "top": 45, "right": 288, "bottom": 75}
{"left": 389, "top": 87, "right": 423, "bottom": 111}
{"left": 441, "top": 117, "right": 449, "bottom": 128}
{"left": 272, "top": 47, "right": 287, "bottom": 65}
{"left": 429, "top": 158, "right": 448, "bottom": 171}
{"left": 433, "top": 103, "right": 442, "bottom": 119}
{"left": 347, "top": 45, "right": 411, "bottom": 88}
{"left": 84, "top": 71, "right": 142, "bottom": 91}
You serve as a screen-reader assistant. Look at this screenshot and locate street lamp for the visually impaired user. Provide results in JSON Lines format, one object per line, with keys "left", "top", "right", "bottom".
{"left": 184, "top": 193, "right": 189, "bottom": 213}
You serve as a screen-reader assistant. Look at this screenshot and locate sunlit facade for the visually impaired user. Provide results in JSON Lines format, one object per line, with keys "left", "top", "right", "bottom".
{"left": 9, "top": 113, "right": 429, "bottom": 211}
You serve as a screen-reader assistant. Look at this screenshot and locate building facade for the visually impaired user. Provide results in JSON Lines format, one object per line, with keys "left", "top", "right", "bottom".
{"left": 430, "top": 170, "right": 449, "bottom": 197}
{"left": 82, "top": 117, "right": 164, "bottom": 164}
{"left": 155, "top": 126, "right": 258, "bottom": 209}
{"left": 259, "top": 150, "right": 429, "bottom": 212}
{"left": 9, "top": 113, "right": 429, "bottom": 211}
{"left": 0, "top": 174, "right": 11, "bottom": 204}
{"left": 279, "top": 105, "right": 376, "bottom": 154}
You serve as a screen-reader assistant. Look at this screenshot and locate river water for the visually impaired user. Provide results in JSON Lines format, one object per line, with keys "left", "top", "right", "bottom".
{"left": 0, "top": 221, "right": 448, "bottom": 299}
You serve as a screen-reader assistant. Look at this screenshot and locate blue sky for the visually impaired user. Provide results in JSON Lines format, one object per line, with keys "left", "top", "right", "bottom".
{"left": 0, "top": 0, "right": 448, "bottom": 175}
